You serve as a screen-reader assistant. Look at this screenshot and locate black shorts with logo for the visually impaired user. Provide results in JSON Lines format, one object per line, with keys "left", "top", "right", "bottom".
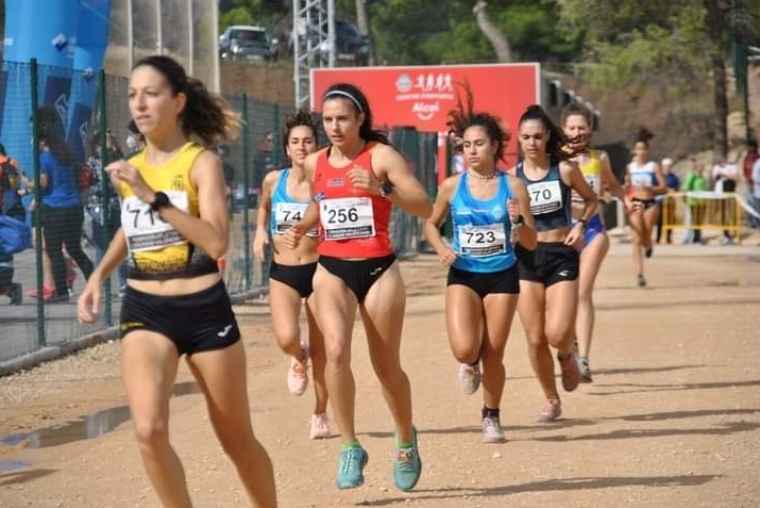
{"left": 120, "top": 280, "right": 241, "bottom": 356}
{"left": 516, "top": 242, "right": 579, "bottom": 287}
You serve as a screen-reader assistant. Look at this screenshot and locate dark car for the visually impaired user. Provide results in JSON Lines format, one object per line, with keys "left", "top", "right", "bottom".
{"left": 290, "top": 20, "right": 370, "bottom": 65}
{"left": 219, "top": 25, "right": 276, "bottom": 62}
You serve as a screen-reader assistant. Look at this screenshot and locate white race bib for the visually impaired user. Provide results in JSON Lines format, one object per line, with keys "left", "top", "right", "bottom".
{"left": 527, "top": 180, "right": 563, "bottom": 215}
{"left": 121, "top": 191, "right": 189, "bottom": 252}
{"left": 457, "top": 224, "right": 506, "bottom": 257}
{"left": 319, "top": 197, "right": 375, "bottom": 241}
{"left": 274, "top": 202, "right": 318, "bottom": 237}
{"left": 585, "top": 174, "right": 601, "bottom": 195}
{"left": 573, "top": 174, "right": 601, "bottom": 202}
{"left": 630, "top": 172, "right": 652, "bottom": 189}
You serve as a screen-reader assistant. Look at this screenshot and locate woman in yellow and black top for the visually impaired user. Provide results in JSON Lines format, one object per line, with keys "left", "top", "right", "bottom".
{"left": 77, "top": 55, "right": 277, "bottom": 508}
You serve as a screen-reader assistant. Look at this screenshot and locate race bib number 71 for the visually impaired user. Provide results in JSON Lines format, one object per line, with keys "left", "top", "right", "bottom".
{"left": 121, "top": 191, "right": 189, "bottom": 252}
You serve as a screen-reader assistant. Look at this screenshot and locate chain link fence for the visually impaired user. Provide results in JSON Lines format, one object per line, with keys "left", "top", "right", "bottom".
{"left": 0, "top": 60, "right": 440, "bottom": 370}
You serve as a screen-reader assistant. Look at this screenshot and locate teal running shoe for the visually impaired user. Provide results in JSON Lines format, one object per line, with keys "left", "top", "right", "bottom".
{"left": 393, "top": 426, "right": 422, "bottom": 491}
{"left": 336, "top": 445, "right": 369, "bottom": 490}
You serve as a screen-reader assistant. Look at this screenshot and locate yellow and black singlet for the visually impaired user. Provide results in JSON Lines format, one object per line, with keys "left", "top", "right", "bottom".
{"left": 119, "top": 142, "right": 218, "bottom": 280}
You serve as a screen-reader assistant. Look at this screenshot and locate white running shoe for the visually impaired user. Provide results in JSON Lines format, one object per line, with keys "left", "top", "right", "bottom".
{"left": 481, "top": 415, "right": 506, "bottom": 443}
{"left": 458, "top": 363, "right": 481, "bottom": 395}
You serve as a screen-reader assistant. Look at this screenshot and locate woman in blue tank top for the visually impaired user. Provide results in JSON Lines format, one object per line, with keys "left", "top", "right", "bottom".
{"left": 510, "top": 105, "right": 597, "bottom": 423}
{"left": 424, "top": 86, "right": 536, "bottom": 444}
{"left": 253, "top": 108, "right": 331, "bottom": 440}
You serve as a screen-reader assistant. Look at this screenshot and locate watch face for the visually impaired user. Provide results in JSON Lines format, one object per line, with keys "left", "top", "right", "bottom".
{"left": 382, "top": 181, "right": 394, "bottom": 194}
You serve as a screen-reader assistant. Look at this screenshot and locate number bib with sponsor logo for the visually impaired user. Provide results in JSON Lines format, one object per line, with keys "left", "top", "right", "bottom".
{"left": 527, "top": 180, "right": 563, "bottom": 215}
{"left": 457, "top": 223, "right": 506, "bottom": 257}
{"left": 274, "top": 202, "right": 318, "bottom": 237}
{"left": 320, "top": 197, "right": 375, "bottom": 241}
{"left": 121, "top": 191, "right": 188, "bottom": 252}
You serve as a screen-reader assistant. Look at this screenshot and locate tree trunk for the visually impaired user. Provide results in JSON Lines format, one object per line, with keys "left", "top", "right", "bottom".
{"left": 704, "top": 0, "right": 729, "bottom": 159}
{"left": 473, "top": 1, "right": 512, "bottom": 63}
{"left": 355, "top": 0, "right": 375, "bottom": 65}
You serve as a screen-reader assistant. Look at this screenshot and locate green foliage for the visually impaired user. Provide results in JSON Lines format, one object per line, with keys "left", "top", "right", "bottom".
{"left": 368, "top": 0, "right": 580, "bottom": 65}
{"left": 220, "top": 7, "right": 256, "bottom": 29}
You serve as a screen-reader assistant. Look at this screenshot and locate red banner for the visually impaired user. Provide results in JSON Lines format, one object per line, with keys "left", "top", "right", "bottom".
{"left": 310, "top": 63, "right": 541, "bottom": 172}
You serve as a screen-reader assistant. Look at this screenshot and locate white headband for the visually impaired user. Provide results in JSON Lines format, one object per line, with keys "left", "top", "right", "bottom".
{"left": 323, "top": 90, "right": 363, "bottom": 112}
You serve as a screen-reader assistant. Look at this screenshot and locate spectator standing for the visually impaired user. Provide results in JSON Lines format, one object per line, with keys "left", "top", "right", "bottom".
{"left": 711, "top": 156, "right": 739, "bottom": 244}
{"left": 35, "top": 106, "right": 94, "bottom": 302}
{"left": 655, "top": 157, "right": 680, "bottom": 244}
{"left": 682, "top": 158, "right": 708, "bottom": 244}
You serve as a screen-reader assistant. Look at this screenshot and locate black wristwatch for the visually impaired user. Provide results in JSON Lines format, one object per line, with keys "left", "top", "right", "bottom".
{"left": 380, "top": 180, "right": 394, "bottom": 199}
{"left": 150, "top": 191, "right": 171, "bottom": 212}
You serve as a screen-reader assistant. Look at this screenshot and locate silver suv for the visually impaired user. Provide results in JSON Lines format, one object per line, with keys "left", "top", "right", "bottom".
{"left": 219, "top": 25, "right": 275, "bottom": 61}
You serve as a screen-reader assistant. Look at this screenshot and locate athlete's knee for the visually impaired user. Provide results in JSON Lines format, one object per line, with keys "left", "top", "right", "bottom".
{"left": 373, "top": 358, "right": 406, "bottom": 387}
{"left": 132, "top": 416, "right": 170, "bottom": 452}
{"left": 545, "top": 327, "right": 573, "bottom": 349}
{"left": 273, "top": 324, "right": 300, "bottom": 350}
{"left": 217, "top": 426, "right": 255, "bottom": 463}
{"left": 323, "top": 338, "right": 351, "bottom": 367}
{"left": 450, "top": 340, "right": 481, "bottom": 364}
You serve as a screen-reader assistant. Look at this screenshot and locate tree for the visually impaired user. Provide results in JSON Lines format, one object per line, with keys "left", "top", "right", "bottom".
{"left": 473, "top": 1, "right": 512, "bottom": 62}
{"left": 554, "top": 0, "right": 760, "bottom": 158}
{"left": 367, "top": 0, "right": 579, "bottom": 66}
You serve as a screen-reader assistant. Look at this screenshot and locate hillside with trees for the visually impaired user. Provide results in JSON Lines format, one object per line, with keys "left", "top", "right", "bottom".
{"left": 220, "top": 0, "right": 760, "bottom": 161}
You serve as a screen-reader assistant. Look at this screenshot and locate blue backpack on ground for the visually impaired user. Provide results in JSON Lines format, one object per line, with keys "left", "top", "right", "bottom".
{"left": 0, "top": 214, "right": 32, "bottom": 255}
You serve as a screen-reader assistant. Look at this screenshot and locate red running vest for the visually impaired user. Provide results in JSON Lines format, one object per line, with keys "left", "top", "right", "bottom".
{"left": 313, "top": 142, "right": 393, "bottom": 258}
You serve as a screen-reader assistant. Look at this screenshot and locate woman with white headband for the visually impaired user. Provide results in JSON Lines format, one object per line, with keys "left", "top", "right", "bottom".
{"left": 283, "top": 83, "right": 433, "bottom": 492}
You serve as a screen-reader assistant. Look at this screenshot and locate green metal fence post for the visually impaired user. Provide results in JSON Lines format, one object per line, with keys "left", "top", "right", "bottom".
{"left": 30, "top": 58, "right": 46, "bottom": 348}
{"left": 97, "top": 69, "right": 113, "bottom": 325}
{"left": 241, "top": 93, "right": 252, "bottom": 291}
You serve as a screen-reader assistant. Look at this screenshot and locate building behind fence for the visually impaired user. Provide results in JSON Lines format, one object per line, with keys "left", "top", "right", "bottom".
{"left": 0, "top": 61, "right": 440, "bottom": 368}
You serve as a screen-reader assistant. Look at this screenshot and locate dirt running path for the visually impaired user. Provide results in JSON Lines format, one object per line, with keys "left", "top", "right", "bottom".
{"left": 1, "top": 245, "right": 759, "bottom": 508}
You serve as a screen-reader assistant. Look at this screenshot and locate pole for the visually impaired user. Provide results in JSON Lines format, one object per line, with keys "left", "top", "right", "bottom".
{"left": 187, "top": 0, "right": 194, "bottom": 76}
{"left": 30, "top": 59, "right": 46, "bottom": 348}
{"left": 241, "top": 93, "right": 252, "bottom": 291}
{"left": 156, "top": 0, "right": 163, "bottom": 55}
{"left": 127, "top": 0, "right": 134, "bottom": 71}
{"left": 98, "top": 69, "right": 113, "bottom": 326}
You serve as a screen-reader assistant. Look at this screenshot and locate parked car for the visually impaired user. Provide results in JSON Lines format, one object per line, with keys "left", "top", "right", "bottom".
{"left": 219, "top": 25, "right": 276, "bottom": 62}
{"left": 289, "top": 20, "right": 370, "bottom": 65}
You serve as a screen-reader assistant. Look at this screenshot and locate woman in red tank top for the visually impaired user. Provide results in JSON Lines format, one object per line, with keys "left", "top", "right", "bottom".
{"left": 284, "top": 83, "right": 432, "bottom": 492}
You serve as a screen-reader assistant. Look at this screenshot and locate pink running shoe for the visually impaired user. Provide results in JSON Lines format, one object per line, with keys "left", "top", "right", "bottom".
{"left": 287, "top": 344, "right": 309, "bottom": 396}
{"left": 538, "top": 398, "right": 562, "bottom": 422}
{"left": 29, "top": 284, "right": 54, "bottom": 300}
{"left": 309, "top": 413, "right": 331, "bottom": 440}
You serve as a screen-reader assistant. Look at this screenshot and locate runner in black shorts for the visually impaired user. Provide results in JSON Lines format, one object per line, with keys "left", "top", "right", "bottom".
{"left": 253, "top": 108, "right": 331, "bottom": 440}
{"left": 77, "top": 54, "right": 277, "bottom": 507}
{"left": 510, "top": 105, "right": 597, "bottom": 423}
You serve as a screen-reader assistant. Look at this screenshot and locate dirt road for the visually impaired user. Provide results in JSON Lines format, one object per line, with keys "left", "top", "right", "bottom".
{"left": 1, "top": 244, "right": 758, "bottom": 507}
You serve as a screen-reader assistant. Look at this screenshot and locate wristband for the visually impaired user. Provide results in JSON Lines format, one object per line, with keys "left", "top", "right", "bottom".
{"left": 512, "top": 215, "right": 524, "bottom": 229}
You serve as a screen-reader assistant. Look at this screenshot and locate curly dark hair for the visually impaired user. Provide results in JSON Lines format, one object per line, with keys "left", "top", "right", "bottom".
{"left": 280, "top": 108, "right": 319, "bottom": 161}
{"left": 446, "top": 81, "right": 510, "bottom": 162}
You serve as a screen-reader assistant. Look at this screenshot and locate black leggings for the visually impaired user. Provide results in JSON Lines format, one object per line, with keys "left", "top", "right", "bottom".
{"left": 41, "top": 205, "right": 94, "bottom": 296}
